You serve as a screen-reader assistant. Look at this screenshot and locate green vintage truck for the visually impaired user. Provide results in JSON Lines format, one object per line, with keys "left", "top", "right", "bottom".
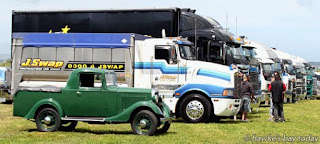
{"left": 13, "top": 68, "right": 172, "bottom": 136}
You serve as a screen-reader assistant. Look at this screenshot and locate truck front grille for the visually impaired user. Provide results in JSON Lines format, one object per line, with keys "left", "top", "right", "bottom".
{"left": 296, "top": 88, "right": 302, "bottom": 95}
{"left": 234, "top": 73, "right": 242, "bottom": 98}
{"left": 288, "top": 80, "right": 292, "bottom": 91}
{"left": 249, "top": 72, "right": 260, "bottom": 92}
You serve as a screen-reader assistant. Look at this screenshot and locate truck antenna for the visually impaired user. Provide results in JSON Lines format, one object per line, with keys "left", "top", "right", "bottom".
{"left": 226, "top": 11, "right": 228, "bottom": 31}
{"left": 236, "top": 16, "right": 238, "bottom": 36}
{"left": 194, "top": 17, "right": 198, "bottom": 60}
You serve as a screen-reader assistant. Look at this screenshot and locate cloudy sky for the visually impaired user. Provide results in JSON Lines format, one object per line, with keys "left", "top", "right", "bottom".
{"left": 1, "top": 0, "right": 319, "bottom": 61}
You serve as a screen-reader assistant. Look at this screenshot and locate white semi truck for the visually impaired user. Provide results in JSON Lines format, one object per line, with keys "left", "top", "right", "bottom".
{"left": 273, "top": 50, "right": 296, "bottom": 102}
{"left": 242, "top": 40, "right": 275, "bottom": 104}
{"left": 291, "top": 56, "right": 306, "bottom": 99}
{"left": 12, "top": 33, "right": 241, "bottom": 123}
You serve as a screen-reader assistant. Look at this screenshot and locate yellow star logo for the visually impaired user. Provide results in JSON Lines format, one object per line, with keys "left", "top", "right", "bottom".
{"left": 61, "top": 25, "right": 70, "bottom": 33}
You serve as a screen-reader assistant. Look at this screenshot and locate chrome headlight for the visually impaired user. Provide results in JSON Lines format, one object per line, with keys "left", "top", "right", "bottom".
{"left": 151, "top": 89, "right": 160, "bottom": 103}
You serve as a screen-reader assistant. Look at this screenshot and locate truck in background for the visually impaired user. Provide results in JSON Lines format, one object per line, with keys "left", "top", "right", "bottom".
{"left": 12, "top": 33, "right": 241, "bottom": 123}
{"left": 199, "top": 17, "right": 262, "bottom": 108}
{"left": 291, "top": 56, "right": 306, "bottom": 100}
{"left": 303, "top": 63, "right": 315, "bottom": 99}
{"left": 272, "top": 50, "right": 296, "bottom": 103}
{"left": 0, "top": 67, "right": 12, "bottom": 103}
{"left": 242, "top": 40, "right": 276, "bottom": 105}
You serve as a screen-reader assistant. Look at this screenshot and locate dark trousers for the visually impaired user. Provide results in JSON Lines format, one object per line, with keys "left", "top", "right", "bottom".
{"left": 292, "top": 92, "right": 296, "bottom": 103}
{"left": 273, "top": 102, "right": 284, "bottom": 120}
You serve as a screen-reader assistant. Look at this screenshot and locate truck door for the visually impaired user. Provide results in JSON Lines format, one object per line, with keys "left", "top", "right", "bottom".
{"left": 75, "top": 73, "right": 107, "bottom": 117}
{"left": 152, "top": 45, "right": 183, "bottom": 89}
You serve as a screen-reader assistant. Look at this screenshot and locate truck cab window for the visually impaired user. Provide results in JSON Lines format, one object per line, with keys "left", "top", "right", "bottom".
{"left": 155, "top": 46, "right": 177, "bottom": 64}
{"left": 179, "top": 45, "right": 192, "bottom": 60}
{"left": 79, "top": 73, "right": 102, "bottom": 88}
{"left": 106, "top": 72, "right": 117, "bottom": 86}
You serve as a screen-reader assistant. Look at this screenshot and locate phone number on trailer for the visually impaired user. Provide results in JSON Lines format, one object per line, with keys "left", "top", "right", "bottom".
{"left": 65, "top": 63, "right": 125, "bottom": 71}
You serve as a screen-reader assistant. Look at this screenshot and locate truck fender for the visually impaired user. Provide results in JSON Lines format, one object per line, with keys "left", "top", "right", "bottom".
{"left": 104, "top": 100, "right": 163, "bottom": 122}
{"left": 24, "top": 98, "right": 64, "bottom": 119}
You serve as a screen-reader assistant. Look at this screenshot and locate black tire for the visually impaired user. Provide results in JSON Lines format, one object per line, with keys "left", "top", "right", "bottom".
{"left": 157, "top": 121, "right": 171, "bottom": 133}
{"left": 180, "top": 94, "right": 212, "bottom": 123}
{"left": 59, "top": 121, "right": 78, "bottom": 131}
{"left": 131, "top": 110, "right": 158, "bottom": 136}
{"left": 35, "top": 108, "right": 61, "bottom": 132}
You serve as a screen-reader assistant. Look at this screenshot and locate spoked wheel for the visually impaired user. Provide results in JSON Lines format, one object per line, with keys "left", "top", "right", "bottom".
{"left": 131, "top": 110, "right": 158, "bottom": 136}
{"left": 59, "top": 121, "right": 78, "bottom": 131}
{"left": 35, "top": 108, "right": 61, "bottom": 132}
{"left": 157, "top": 121, "right": 171, "bottom": 133}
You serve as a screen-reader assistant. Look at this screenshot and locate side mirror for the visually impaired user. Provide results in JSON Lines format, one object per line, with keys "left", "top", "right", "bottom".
{"left": 169, "top": 57, "right": 177, "bottom": 64}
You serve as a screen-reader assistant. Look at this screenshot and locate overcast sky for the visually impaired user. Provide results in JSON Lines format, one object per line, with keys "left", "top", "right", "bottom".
{"left": 1, "top": 0, "right": 319, "bottom": 61}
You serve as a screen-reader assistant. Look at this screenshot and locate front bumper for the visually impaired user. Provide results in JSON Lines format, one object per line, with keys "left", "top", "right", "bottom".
{"left": 211, "top": 98, "right": 241, "bottom": 116}
{"left": 160, "top": 117, "right": 173, "bottom": 123}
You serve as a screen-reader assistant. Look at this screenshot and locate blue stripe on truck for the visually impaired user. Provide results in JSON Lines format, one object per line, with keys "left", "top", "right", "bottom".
{"left": 134, "top": 62, "right": 188, "bottom": 74}
{"left": 197, "top": 69, "right": 231, "bottom": 82}
{"left": 174, "top": 83, "right": 233, "bottom": 98}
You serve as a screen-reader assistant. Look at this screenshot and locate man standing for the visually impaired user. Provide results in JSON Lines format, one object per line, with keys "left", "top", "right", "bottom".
{"left": 268, "top": 74, "right": 286, "bottom": 122}
{"left": 240, "top": 74, "right": 254, "bottom": 122}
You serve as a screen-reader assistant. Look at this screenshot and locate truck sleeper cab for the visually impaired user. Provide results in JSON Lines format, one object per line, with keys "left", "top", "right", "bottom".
{"left": 12, "top": 33, "right": 241, "bottom": 123}
{"left": 13, "top": 68, "right": 172, "bottom": 136}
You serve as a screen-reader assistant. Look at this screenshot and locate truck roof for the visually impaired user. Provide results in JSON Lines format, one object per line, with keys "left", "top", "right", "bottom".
{"left": 12, "top": 8, "right": 180, "bottom": 13}
{"left": 13, "top": 33, "right": 149, "bottom": 48}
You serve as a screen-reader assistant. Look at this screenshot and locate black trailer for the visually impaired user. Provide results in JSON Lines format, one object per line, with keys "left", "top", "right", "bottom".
{"left": 12, "top": 8, "right": 228, "bottom": 65}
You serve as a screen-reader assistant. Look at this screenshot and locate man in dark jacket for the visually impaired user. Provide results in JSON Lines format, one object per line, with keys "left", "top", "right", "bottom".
{"left": 268, "top": 75, "right": 286, "bottom": 122}
{"left": 240, "top": 74, "right": 254, "bottom": 122}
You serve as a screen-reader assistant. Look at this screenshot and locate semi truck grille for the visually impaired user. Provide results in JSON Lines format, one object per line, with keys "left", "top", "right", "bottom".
{"left": 249, "top": 72, "right": 260, "bottom": 91}
{"left": 234, "top": 73, "right": 242, "bottom": 98}
{"left": 296, "top": 88, "right": 302, "bottom": 95}
{"left": 288, "top": 80, "right": 292, "bottom": 91}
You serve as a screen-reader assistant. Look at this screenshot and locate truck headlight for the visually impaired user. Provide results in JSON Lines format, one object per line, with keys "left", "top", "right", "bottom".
{"left": 222, "top": 89, "right": 234, "bottom": 96}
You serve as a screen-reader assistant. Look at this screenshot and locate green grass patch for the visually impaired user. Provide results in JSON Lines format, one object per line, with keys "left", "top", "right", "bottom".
{"left": 1, "top": 100, "right": 320, "bottom": 144}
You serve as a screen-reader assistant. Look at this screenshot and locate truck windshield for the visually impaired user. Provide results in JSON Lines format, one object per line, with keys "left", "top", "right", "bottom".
{"left": 243, "top": 48, "right": 251, "bottom": 57}
{"left": 273, "top": 63, "right": 282, "bottom": 72}
{"left": 228, "top": 45, "right": 247, "bottom": 63}
{"left": 262, "top": 64, "right": 273, "bottom": 72}
{"left": 106, "top": 72, "right": 117, "bottom": 86}
{"left": 179, "top": 45, "right": 192, "bottom": 60}
{"left": 285, "top": 64, "right": 295, "bottom": 74}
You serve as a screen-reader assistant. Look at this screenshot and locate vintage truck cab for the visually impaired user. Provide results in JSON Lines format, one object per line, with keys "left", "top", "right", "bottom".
{"left": 13, "top": 68, "right": 172, "bottom": 136}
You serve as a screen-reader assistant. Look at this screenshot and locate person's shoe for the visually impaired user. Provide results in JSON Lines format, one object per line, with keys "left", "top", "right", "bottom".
{"left": 241, "top": 118, "right": 250, "bottom": 122}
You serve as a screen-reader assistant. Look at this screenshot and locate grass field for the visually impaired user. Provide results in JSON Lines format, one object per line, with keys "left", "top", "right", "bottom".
{"left": 1, "top": 100, "right": 320, "bottom": 144}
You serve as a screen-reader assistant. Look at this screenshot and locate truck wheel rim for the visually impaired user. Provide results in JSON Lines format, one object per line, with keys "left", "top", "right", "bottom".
{"left": 186, "top": 100, "right": 204, "bottom": 120}
{"left": 134, "top": 114, "right": 152, "bottom": 135}
{"left": 39, "top": 111, "right": 57, "bottom": 131}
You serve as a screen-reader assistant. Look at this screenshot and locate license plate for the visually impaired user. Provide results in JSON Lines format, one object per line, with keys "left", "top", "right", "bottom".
{"left": 0, "top": 98, "right": 6, "bottom": 102}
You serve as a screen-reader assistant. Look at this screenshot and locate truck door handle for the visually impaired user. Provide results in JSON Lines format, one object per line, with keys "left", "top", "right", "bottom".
{"left": 76, "top": 91, "right": 81, "bottom": 95}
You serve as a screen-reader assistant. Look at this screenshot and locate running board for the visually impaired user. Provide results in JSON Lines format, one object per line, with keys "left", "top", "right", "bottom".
{"left": 61, "top": 117, "right": 105, "bottom": 122}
